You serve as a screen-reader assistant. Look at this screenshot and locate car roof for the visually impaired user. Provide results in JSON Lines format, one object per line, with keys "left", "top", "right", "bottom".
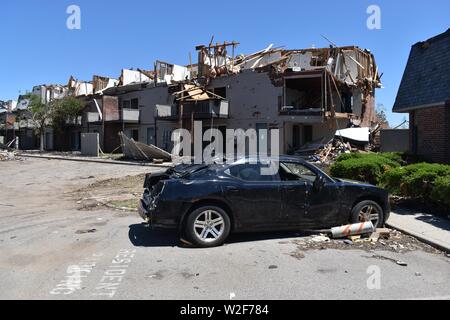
{"left": 230, "top": 155, "right": 307, "bottom": 165}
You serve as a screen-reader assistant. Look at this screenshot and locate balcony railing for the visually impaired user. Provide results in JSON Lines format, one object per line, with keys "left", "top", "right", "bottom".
{"left": 279, "top": 106, "right": 324, "bottom": 117}
{"left": 86, "top": 109, "right": 140, "bottom": 123}
{"left": 156, "top": 100, "right": 229, "bottom": 120}
{"left": 65, "top": 116, "right": 82, "bottom": 126}
{"left": 87, "top": 112, "right": 101, "bottom": 123}
{"left": 121, "top": 108, "right": 140, "bottom": 122}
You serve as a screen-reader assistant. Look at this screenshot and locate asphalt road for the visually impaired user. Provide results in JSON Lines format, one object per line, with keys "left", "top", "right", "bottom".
{"left": 1, "top": 158, "right": 449, "bottom": 300}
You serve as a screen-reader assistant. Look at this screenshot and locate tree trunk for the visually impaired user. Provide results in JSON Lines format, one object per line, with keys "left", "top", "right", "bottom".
{"left": 40, "top": 131, "right": 45, "bottom": 152}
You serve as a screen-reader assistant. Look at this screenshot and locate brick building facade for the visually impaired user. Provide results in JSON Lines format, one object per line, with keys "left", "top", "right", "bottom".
{"left": 393, "top": 29, "right": 450, "bottom": 164}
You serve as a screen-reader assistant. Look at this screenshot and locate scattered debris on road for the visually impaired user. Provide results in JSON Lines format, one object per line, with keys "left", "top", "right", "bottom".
{"left": 0, "top": 151, "right": 21, "bottom": 161}
{"left": 75, "top": 174, "right": 145, "bottom": 212}
{"left": 367, "top": 254, "right": 408, "bottom": 267}
{"left": 288, "top": 228, "right": 444, "bottom": 260}
{"left": 75, "top": 229, "right": 97, "bottom": 234}
{"left": 310, "top": 234, "right": 331, "bottom": 243}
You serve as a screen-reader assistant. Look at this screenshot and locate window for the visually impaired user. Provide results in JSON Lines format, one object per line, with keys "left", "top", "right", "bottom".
{"left": 227, "top": 163, "right": 279, "bottom": 182}
{"left": 132, "top": 130, "right": 139, "bottom": 141}
{"left": 147, "top": 127, "right": 155, "bottom": 146}
{"left": 303, "top": 125, "right": 313, "bottom": 144}
{"left": 214, "top": 87, "right": 227, "bottom": 99}
{"left": 131, "top": 98, "right": 139, "bottom": 109}
{"left": 279, "top": 162, "right": 316, "bottom": 183}
{"left": 122, "top": 100, "right": 131, "bottom": 109}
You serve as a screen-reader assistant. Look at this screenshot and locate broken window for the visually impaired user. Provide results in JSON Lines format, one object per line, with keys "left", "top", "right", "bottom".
{"left": 284, "top": 75, "right": 323, "bottom": 112}
{"left": 213, "top": 87, "right": 227, "bottom": 99}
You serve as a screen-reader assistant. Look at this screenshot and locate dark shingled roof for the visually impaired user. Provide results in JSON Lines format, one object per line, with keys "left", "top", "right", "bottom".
{"left": 393, "top": 29, "right": 450, "bottom": 113}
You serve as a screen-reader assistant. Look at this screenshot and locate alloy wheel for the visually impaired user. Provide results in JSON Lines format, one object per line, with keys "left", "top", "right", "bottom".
{"left": 193, "top": 210, "right": 225, "bottom": 243}
{"left": 358, "top": 204, "right": 380, "bottom": 228}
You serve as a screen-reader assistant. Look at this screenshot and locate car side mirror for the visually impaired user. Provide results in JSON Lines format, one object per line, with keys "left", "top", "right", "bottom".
{"left": 313, "top": 175, "right": 325, "bottom": 191}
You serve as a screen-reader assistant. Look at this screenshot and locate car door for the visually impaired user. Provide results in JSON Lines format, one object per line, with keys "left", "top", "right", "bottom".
{"left": 279, "top": 162, "right": 311, "bottom": 228}
{"left": 223, "top": 163, "right": 282, "bottom": 230}
{"left": 305, "top": 177, "right": 342, "bottom": 229}
{"left": 281, "top": 161, "right": 342, "bottom": 229}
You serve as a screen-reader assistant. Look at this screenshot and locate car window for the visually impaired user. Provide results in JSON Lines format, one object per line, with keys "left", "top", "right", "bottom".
{"left": 227, "top": 163, "right": 279, "bottom": 182}
{"left": 280, "top": 162, "right": 317, "bottom": 183}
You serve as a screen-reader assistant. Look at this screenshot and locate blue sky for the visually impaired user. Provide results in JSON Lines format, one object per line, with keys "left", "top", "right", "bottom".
{"left": 1, "top": 0, "right": 449, "bottom": 126}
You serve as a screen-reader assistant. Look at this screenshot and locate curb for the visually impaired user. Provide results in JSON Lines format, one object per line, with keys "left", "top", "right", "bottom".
{"left": 19, "top": 154, "right": 173, "bottom": 169}
{"left": 386, "top": 221, "right": 450, "bottom": 254}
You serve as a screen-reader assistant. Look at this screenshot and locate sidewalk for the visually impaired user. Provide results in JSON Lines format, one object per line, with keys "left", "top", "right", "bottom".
{"left": 387, "top": 208, "right": 450, "bottom": 253}
{"left": 18, "top": 152, "right": 173, "bottom": 168}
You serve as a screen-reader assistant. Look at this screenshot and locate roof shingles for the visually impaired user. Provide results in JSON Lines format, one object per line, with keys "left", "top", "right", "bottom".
{"left": 393, "top": 29, "right": 450, "bottom": 113}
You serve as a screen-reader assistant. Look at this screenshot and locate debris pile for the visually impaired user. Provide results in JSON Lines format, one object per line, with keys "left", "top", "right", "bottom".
{"left": 296, "top": 124, "right": 383, "bottom": 165}
{"left": 119, "top": 132, "right": 172, "bottom": 162}
{"left": 289, "top": 227, "right": 443, "bottom": 257}
{"left": 0, "top": 151, "right": 18, "bottom": 161}
{"left": 197, "top": 41, "right": 381, "bottom": 91}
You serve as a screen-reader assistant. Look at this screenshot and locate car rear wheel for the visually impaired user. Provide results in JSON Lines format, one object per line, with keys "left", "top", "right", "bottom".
{"left": 351, "top": 200, "right": 384, "bottom": 229}
{"left": 185, "top": 206, "right": 231, "bottom": 248}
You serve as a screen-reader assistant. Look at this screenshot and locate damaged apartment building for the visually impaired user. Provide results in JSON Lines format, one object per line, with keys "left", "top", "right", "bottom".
{"left": 6, "top": 40, "right": 381, "bottom": 156}
{"left": 90, "top": 41, "right": 381, "bottom": 155}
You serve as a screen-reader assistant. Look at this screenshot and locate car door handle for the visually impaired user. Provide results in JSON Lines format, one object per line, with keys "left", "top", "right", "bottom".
{"left": 226, "top": 186, "right": 240, "bottom": 192}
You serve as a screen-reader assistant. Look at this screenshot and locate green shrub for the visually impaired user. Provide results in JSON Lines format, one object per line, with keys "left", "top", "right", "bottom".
{"left": 379, "top": 152, "right": 405, "bottom": 165}
{"left": 381, "top": 163, "right": 450, "bottom": 206}
{"left": 335, "top": 152, "right": 404, "bottom": 165}
{"left": 335, "top": 153, "right": 364, "bottom": 162}
{"left": 430, "top": 176, "right": 450, "bottom": 208}
{"left": 331, "top": 154, "right": 400, "bottom": 185}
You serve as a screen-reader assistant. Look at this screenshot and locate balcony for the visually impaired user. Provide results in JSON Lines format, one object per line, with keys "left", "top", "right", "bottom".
{"left": 121, "top": 108, "right": 140, "bottom": 123}
{"left": 18, "top": 120, "right": 36, "bottom": 129}
{"left": 87, "top": 112, "right": 101, "bottom": 123}
{"left": 65, "top": 116, "right": 82, "bottom": 126}
{"left": 156, "top": 100, "right": 229, "bottom": 120}
{"left": 279, "top": 106, "right": 324, "bottom": 117}
{"left": 86, "top": 109, "right": 140, "bottom": 123}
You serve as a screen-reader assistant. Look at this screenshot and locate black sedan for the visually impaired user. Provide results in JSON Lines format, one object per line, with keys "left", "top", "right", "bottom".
{"left": 138, "top": 156, "right": 390, "bottom": 247}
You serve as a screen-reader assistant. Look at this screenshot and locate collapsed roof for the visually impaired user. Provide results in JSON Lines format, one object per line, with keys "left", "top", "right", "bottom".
{"left": 196, "top": 42, "right": 382, "bottom": 91}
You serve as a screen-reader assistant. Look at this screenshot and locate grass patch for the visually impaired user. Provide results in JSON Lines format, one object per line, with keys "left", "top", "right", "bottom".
{"left": 108, "top": 199, "right": 139, "bottom": 210}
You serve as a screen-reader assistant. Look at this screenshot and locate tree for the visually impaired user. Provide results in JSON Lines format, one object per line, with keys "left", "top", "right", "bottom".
{"left": 28, "top": 94, "right": 53, "bottom": 151}
{"left": 28, "top": 95, "right": 85, "bottom": 151}
{"left": 375, "top": 103, "right": 389, "bottom": 128}
{"left": 51, "top": 96, "right": 84, "bottom": 132}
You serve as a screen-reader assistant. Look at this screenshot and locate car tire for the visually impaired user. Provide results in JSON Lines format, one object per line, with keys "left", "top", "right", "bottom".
{"left": 185, "top": 206, "right": 231, "bottom": 248}
{"left": 351, "top": 200, "right": 384, "bottom": 229}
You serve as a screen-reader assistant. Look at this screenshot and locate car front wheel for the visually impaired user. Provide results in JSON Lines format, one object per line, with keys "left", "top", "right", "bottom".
{"left": 351, "top": 200, "right": 384, "bottom": 229}
{"left": 185, "top": 206, "right": 231, "bottom": 248}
